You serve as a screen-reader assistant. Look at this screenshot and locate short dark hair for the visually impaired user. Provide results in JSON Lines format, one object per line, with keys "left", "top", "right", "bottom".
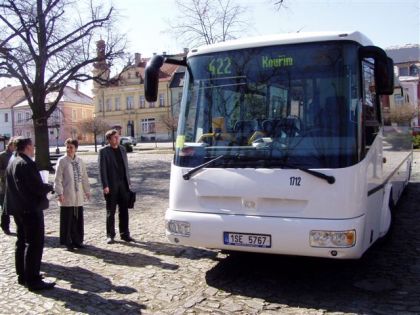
{"left": 64, "top": 138, "right": 79, "bottom": 149}
{"left": 14, "top": 137, "right": 32, "bottom": 152}
{"left": 105, "top": 129, "right": 119, "bottom": 141}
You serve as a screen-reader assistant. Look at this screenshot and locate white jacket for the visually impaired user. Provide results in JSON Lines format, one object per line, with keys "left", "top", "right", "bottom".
{"left": 54, "top": 155, "right": 90, "bottom": 207}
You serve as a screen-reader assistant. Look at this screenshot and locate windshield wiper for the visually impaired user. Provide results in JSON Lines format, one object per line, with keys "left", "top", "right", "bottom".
{"left": 183, "top": 155, "right": 225, "bottom": 180}
{"left": 268, "top": 160, "right": 335, "bottom": 184}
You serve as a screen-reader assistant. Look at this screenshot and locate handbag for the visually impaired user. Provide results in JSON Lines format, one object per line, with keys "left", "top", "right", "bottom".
{"left": 128, "top": 190, "right": 136, "bottom": 209}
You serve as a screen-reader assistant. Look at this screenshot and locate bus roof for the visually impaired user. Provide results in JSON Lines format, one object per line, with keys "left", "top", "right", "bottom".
{"left": 188, "top": 31, "right": 374, "bottom": 57}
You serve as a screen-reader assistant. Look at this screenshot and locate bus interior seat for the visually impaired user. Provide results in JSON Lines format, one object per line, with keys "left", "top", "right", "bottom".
{"left": 320, "top": 96, "right": 346, "bottom": 133}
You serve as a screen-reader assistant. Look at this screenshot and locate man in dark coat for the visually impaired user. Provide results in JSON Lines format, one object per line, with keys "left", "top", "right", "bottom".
{"left": 3, "top": 137, "right": 55, "bottom": 291}
{"left": 98, "top": 129, "right": 134, "bottom": 244}
{"left": 0, "top": 137, "right": 15, "bottom": 235}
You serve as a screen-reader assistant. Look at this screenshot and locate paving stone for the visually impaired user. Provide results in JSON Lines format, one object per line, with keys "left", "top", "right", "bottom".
{"left": 0, "top": 151, "right": 420, "bottom": 314}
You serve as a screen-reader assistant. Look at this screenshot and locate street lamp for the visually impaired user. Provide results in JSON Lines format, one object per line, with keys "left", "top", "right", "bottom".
{"left": 55, "top": 125, "right": 60, "bottom": 154}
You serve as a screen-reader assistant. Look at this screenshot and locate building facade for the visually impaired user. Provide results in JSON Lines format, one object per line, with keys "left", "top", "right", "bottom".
{"left": 92, "top": 41, "right": 185, "bottom": 142}
{"left": 386, "top": 44, "right": 420, "bottom": 126}
{"left": 13, "top": 86, "right": 94, "bottom": 145}
{"left": 0, "top": 85, "right": 26, "bottom": 140}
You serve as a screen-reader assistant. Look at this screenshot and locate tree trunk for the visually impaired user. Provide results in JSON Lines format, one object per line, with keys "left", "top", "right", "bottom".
{"left": 33, "top": 115, "right": 51, "bottom": 171}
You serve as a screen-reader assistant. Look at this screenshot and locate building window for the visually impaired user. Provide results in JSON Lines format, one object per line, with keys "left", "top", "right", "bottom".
{"left": 127, "top": 96, "right": 134, "bottom": 110}
{"left": 17, "top": 112, "right": 22, "bottom": 123}
{"left": 398, "top": 67, "right": 409, "bottom": 76}
{"left": 139, "top": 95, "right": 145, "bottom": 108}
{"left": 26, "top": 131, "right": 31, "bottom": 138}
{"left": 115, "top": 97, "right": 120, "bottom": 111}
{"left": 4, "top": 113, "right": 8, "bottom": 123}
{"left": 25, "top": 112, "right": 31, "bottom": 121}
{"left": 141, "top": 118, "right": 156, "bottom": 134}
{"left": 159, "top": 94, "right": 165, "bottom": 107}
{"left": 149, "top": 102, "right": 155, "bottom": 108}
{"left": 98, "top": 99, "right": 104, "bottom": 112}
{"left": 72, "top": 109, "right": 77, "bottom": 121}
{"left": 106, "top": 98, "right": 112, "bottom": 111}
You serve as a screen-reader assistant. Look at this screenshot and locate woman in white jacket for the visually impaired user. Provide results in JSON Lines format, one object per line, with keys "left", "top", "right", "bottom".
{"left": 54, "top": 138, "right": 90, "bottom": 251}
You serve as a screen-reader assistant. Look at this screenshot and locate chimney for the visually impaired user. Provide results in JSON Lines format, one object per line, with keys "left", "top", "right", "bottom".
{"left": 135, "top": 53, "right": 141, "bottom": 65}
{"left": 75, "top": 82, "right": 80, "bottom": 93}
{"left": 183, "top": 48, "right": 189, "bottom": 55}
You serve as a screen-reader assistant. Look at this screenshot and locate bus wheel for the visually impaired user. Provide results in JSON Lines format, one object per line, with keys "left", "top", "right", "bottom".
{"left": 380, "top": 192, "right": 396, "bottom": 243}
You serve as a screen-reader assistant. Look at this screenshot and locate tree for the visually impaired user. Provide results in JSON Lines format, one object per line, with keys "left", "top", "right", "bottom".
{"left": 78, "top": 116, "right": 110, "bottom": 152}
{"left": 0, "top": 0, "right": 126, "bottom": 170}
{"left": 388, "top": 104, "right": 417, "bottom": 126}
{"left": 160, "top": 113, "right": 178, "bottom": 150}
{"left": 167, "top": 0, "right": 249, "bottom": 47}
{"left": 272, "top": 0, "right": 286, "bottom": 10}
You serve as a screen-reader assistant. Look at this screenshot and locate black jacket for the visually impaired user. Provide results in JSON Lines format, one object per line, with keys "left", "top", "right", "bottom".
{"left": 98, "top": 145, "right": 131, "bottom": 192}
{"left": 3, "top": 153, "right": 52, "bottom": 216}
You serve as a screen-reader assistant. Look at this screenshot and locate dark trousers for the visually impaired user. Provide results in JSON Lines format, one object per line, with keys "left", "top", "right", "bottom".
{"left": 0, "top": 193, "right": 10, "bottom": 231}
{"left": 1, "top": 211, "right": 10, "bottom": 231}
{"left": 13, "top": 211, "right": 44, "bottom": 285}
{"left": 105, "top": 181, "right": 130, "bottom": 239}
{"left": 60, "top": 206, "right": 84, "bottom": 247}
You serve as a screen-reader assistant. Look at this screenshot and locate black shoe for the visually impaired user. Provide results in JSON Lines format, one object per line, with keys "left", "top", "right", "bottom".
{"left": 121, "top": 236, "right": 135, "bottom": 243}
{"left": 65, "top": 245, "right": 74, "bottom": 251}
{"left": 17, "top": 276, "right": 25, "bottom": 286}
{"left": 73, "top": 243, "right": 85, "bottom": 249}
{"left": 27, "top": 280, "right": 56, "bottom": 291}
{"left": 106, "top": 237, "right": 114, "bottom": 244}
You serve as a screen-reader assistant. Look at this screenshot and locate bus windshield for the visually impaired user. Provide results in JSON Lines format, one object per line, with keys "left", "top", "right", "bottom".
{"left": 175, "top": 42, "right": 361, "bottom": 169}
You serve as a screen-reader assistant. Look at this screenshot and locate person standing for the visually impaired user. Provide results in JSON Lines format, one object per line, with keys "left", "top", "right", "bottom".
{"left": 98, "top": 129, "right": 134, "bottom": 244}
{"left": 3, "top": 137, "right": 55, "bottom": 291}
{"left": 54, "top": 138, "right": 90, "bottom": 251}
{"left": 0, "top": 137, "right": 16, "bottom": 235}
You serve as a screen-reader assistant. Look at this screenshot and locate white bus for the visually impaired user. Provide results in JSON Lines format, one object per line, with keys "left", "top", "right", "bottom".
{"left": 145, "top": 31, "right": 413, "bottom": 259}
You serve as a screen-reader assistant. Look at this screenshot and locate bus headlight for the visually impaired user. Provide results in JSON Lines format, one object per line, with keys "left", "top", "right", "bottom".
{"left": 309, "top": 230, "right": 356, "bottom": 248}
{"left": 166, "top": 220, "right": 191, "bottom": 237}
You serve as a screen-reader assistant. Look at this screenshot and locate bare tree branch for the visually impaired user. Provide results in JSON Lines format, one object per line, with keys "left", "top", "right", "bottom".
{"left": 0, "top": 0, "right": 126, "bottom": 170}
{"left": 167, "top": 0, "right": 250, "bottom": 48}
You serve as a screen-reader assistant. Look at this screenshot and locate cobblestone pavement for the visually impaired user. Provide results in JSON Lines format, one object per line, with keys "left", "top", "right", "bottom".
{"left": 0, "top": 151, "right": 419, "bottom": 315}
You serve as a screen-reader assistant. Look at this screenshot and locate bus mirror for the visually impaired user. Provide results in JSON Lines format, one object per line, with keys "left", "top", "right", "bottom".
{"left": 359, "top": 46, "right": 394, "bottom": 95}
{"left": 145, "top": 55, "right": 165, "bottom": 102}
{"left": 377, "top": 57, "right": 394, "bottom": 95}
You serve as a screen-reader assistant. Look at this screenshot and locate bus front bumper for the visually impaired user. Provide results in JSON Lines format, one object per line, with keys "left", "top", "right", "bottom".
{"left": 165, "top": 210, "right": 366, "bottom": 259}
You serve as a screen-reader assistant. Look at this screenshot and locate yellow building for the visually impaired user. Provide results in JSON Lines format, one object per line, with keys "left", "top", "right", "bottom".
{"left": 92, "top": 40, "right": 182, "bottom": 142}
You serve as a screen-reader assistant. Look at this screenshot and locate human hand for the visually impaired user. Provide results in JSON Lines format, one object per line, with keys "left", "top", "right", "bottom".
{"left": 85, "top": 192, "right": 90, "bottom": 200}
{"left": 103, "top": 187, "right": 110, "bottom": 194}
{"left": 58, "top": 195, "right": 64, "bottom": 203}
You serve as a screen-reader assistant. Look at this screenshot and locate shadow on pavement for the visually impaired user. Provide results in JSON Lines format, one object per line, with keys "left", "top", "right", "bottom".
{"left": 125, "top": 240, "right": 218, "bottom": 260}
{"left": 72, "top": 243, "right": 179, "bottom": 270}
{"left": 44, "top": 235, "right": 60, "bottom": 248}
{"left": 42, "top": 262, "right": 137, "bottom": 294}
{"left": 205, "top": 182, "right": 420, "bottom": 314}
{"left": 37, "top": 287, "right": 146, "bottom": 315}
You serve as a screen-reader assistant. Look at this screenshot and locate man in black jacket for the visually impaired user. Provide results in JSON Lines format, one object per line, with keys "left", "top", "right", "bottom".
{"left": 3, "top": 137, "right": 55, "bottom": 291}
{"left": 0, "top": 137, "right": 16, "bottom": 235}
{"left": 98, "top": 129, "right": 134, "bottom": 244}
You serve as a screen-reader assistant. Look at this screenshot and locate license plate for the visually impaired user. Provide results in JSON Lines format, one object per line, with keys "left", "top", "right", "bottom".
{"left": 223, "top": 232, "right": 271, "bottom": 248}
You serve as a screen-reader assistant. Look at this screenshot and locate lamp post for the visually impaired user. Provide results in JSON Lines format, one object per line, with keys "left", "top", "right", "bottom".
{"left": 55, "top": 125, "right": 60, "bottom": 154}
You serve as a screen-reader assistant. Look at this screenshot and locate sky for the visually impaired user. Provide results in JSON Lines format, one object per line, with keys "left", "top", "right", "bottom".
{"left": 1, "top": 0, "right": 419, "bottom": 93}
{"left": 116, "top": 0, "right": 420, "bottom": 56}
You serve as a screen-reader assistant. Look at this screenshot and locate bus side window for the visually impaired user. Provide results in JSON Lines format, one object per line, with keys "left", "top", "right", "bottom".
{"left": 362, "top": 60, "right": 379, "bottom": 149}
